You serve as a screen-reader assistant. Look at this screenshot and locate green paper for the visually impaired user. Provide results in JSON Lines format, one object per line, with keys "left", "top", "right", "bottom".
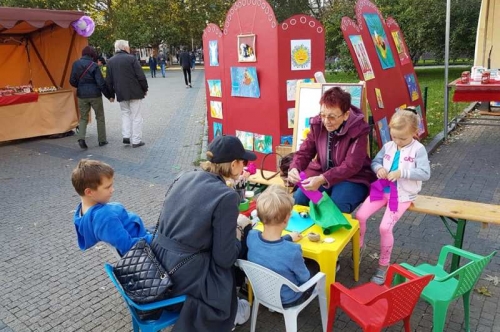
{"left": 308, "top": 192, "right": 351, "bottom": 234}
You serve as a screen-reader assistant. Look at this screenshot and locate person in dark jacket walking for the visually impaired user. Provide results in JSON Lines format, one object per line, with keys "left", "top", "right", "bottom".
{"left": 70, "top": 46, "right": 113, "bottom": 150}
{"left": 179, "top": 48, "right": 192, "bottom": 88}
{"left": 151, "top": 135, "right": 256, "bottom": 332}
{"left": 106, "top": 40, "right": 148, "bottom": 148}
{"left": 148, "top": 54, "right": 157, "bottom": 78}
{"left": 288, "top": 87, "right": 376, "bottom": 213}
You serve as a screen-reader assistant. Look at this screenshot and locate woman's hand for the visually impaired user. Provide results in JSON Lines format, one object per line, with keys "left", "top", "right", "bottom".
{"left": 287, "top": 168, "right": 301, "bottom": 184}
{"left": 376, "top": 168, "right": 388, "bottom": 179}
{"left": 387, "top": 170, "right": 401, "bottom": 182}
{"left": 289, "top": 232, "right": 303, "bottom": 242}
{"left": 301, "top": 175, "right": 325, "bottom": 191}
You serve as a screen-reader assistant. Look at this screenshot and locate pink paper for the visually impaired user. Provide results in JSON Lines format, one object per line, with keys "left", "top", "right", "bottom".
{"left": 298, "top": 172, "right": 323, "bottom": 204}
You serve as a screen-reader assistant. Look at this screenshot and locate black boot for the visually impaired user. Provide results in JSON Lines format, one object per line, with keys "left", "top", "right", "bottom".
{"left": 78, "top": 139, "right": 88, "bottom": 150}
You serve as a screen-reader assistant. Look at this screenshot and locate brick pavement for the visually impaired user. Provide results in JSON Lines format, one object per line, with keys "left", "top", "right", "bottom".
{"left": 0, "top": 70, "right": 499, "bottom": 331}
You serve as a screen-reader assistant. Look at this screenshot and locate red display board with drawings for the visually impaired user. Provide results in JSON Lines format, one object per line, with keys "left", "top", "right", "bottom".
{"left": 203, "top": 0, "right": 324, "bottom": 170}
{"left": 341, "top": 0, "right": 428, "bottom": 147}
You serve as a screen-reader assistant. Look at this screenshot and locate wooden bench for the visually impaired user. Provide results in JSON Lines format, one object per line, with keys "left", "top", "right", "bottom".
{"left": 409, "top": 195, "right": 500, "bottom": 270}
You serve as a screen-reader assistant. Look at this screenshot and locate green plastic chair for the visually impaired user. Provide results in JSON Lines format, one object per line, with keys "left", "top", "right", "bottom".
{"left": 397, "top": 245, "right": 496, "bottom": 332}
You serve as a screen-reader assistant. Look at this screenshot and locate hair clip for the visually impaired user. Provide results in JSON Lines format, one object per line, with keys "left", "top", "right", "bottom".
{"left": 403, "top": 107, "right": 418, "bottom": 115}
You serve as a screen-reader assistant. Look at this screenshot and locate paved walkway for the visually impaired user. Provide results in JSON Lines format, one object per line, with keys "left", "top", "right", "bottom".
{"left": 0, "top": 70, "right": 499, "bottom": 332}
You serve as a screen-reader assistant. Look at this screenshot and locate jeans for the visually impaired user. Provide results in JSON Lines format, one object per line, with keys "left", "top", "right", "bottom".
{"left": 160, "top": 63, "right": 166, "bottom": 77}
{"left": 293, "top": 181, "right": 368, "bottom": 213}
{"left": 77, "top": 97, "right": 106, "bottom": 142}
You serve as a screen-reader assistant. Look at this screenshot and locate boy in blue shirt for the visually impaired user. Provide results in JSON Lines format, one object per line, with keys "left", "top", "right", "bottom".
{"left": 71, "top": 159, "right": 152, "bottom": 256}
{"left": 247, "top": 185, "right": 316, "bottom": 307}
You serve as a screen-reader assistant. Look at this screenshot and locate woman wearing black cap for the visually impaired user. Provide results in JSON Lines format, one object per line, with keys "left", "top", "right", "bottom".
{"left": 151, "top": 135, "right": 256, "bottom": 331}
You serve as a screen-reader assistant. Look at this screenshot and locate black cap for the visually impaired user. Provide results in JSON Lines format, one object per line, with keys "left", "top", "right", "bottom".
{"left": 207, "top": 135, "right": 257, "bottom": 163}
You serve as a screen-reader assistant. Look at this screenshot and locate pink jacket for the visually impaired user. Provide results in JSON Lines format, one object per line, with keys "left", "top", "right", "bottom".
{"left": 290, "top": 105, "right": 376, "bottom": 189}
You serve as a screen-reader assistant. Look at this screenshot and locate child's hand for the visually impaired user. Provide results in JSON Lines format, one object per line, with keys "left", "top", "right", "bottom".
{"left": 376, "top": 168, "right": 388, "bottom": 179}
{"left": 289, "top": 232, "right": 303, "bottom": 242}
{"left": 287, "top": 168, "right": 301, "bottom": 184}
{"left": 387, "top": 170, "right": 401, "bottom": 182}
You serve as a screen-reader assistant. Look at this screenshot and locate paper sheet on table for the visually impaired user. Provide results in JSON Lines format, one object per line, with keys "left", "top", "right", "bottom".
{"left": 285, "top": 210, "right": 314, "bottom": 233}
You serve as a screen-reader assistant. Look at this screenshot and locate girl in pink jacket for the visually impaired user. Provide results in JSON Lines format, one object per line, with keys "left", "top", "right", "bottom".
{"left": 355, "top": 109, "right": 430, "bottom": 284}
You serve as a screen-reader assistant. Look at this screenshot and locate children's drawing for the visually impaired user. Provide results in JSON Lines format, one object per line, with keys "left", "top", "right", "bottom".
{"left": 210, "top": 100, "right": 223, "bottom": 119}
{"left": 404, "top": 73, "right": 419, "bottom": 101}
{"left": 231, "top": 67, "right": 260, "bottom": 98}
{"left": 363, "top": 13, "right": 395, "bottom": 69}
{"left": 209, "top": 40, "right": 219, "bottom": 66}
{"left": 291, "top": 40, "right": 311, "bottom": 71}
{"left": 280, "top": 135, "right": 293, "bottom": 146}
{"left": 323, "top": 84, "right": 363, "bottom": 109}
{"left": 237, "top": 34, "right": 256, "bottom": 62}
{"left": 287, "top": 108, "right": 295, "bottom": 128}
{"left": 415, "top": 105, "right": 425, "bottom": 135}
{"left": 213, "top": 122, "right": 222, "bottom": 137}
{"left": 207, "top": 79, "right": 222, "bottom": 97}
{"left": 287, "top": 78, "right": 314, "bottom": 101}
{"left": 349, "top": 35, "right": 375, "bottom": 81}
{"left": 254, "top": 134, "right": 272, "bottom": 153}
{"left": 236, "top": 130, "right": 254, "bottom": 150}
{"left": 377, "top": 117, "right": 391, "bottom": 145}
{"left": 391, "top": 30, "right": 410, "bottom": 66}
{"left": 375, "top": 88, "right": 384, "bottom": 108}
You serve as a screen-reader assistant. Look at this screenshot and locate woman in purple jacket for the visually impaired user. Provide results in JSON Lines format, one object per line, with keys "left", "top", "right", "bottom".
{"left": 288, "top": 87, "right": 376, "bottom": 213}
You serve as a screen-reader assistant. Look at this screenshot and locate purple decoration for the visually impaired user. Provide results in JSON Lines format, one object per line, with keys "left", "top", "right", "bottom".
{"left": 298, "top": 172, "right": 323, "bottom": 204}
{"left": 71, "top": 16, "right": 95, "bottom": 38}
{"left": 370, "top": 179, "right": 399, "bottom": 212}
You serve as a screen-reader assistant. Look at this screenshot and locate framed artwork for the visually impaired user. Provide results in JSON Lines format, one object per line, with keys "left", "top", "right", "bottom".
{"left": 236, "top": 130, "right": 254, "bottom": 150}
{"left": 207, "top": 79, "right": 222, "bottom": 97}
{"left": 210, "top": 100, "right": 223, "bottom": 119}
{"left": 287, "top": 108, "right": 295, "bottom": 128}
{"left": 377, "top": 117, "right": 391, "bottom": 145}
{"left": 404, "top": 73, "right": 419, "bottom": 101}
{"left": 254, "top": 134, "right": 273, "bottom": 153}
{"left": 209, "top": 40, "right": 219, "bottom": 66}
{"left": 322, "top": 83, "right": 364, "bottom": 110}
{"left": 280, "top": 135, "right": 293, "bottom": 146}
{"left": 363, "top": 13, "right": 395, "bottom": 70}
{"left": 230, "top": 67, "right": 260, "bottom": 98}
{"left": 375, "top": 88, "right": 384, "bottom": 108}
{"left": 238, "top": 34, "right": 256, "bottom": 62}
{"left": 291, "top": 39, "right": 311, "bottom": 70}
{"left": 415, "top": 105, "right": 425, "bottom": 135}
{"left": 213, "top": 122, "right": 223, "bottom": 137}
{"left": 286, "top": 78, "right": 314, "bottom": 101}
{"left": 391, "top": 31, "right": 410, "bottom": 66}
{"left": 349, "top": 35, "right": 375, "bottom": 81}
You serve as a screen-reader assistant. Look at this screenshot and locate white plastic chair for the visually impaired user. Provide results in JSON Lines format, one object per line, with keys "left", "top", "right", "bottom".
{"left": 236, "top": 259, "right": 327, "bottom": 332}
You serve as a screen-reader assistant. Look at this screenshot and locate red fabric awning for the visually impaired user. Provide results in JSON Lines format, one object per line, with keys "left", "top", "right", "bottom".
{"left": 0, "top": 7, "right": 84, "bottom": 34}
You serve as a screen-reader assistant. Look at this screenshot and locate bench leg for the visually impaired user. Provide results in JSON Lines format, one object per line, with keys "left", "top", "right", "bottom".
{"left": 451, "top": 219, "right": 466, "bottom": 272}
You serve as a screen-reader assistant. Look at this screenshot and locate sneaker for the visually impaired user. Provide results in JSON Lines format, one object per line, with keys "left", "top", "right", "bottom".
{"left": 371, "top": 267, "right": 387, "bottom": 285}
{"left": 132, "top": 141, "right": 145, "bottom": 148}
{"left": 233, "top": 298, "right": 250, "bottom": 329}
{"left": 123, "top": 138, "right": 130, "bottom": 144}
{"left": 98, "top": 141, "right": 108, "bottom": 147}
{"left": 189, "top": 84, "right": 192, "bottom": 88}
{"left": 78, "top": 139, "right": 88, "bottom": 150}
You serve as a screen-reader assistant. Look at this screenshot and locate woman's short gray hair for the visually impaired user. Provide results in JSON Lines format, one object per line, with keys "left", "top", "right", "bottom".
{"left": 114, "top": 40, "right": 129, "bottom": 52}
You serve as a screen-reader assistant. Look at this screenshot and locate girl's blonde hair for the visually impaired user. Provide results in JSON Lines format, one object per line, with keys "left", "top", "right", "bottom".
{"left": 389, "top": 109, "right": 420, "bottom": 134}
{"left": 257, "top": 185, "right": 294, "bottom": 225}
{"left": 200, "top": 151, "right": 233, "bottom": 178}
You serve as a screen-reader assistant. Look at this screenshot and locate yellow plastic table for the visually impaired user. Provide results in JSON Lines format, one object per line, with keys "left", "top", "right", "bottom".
{"left": 251, "top": 212, "right": 360, "bottom": 305}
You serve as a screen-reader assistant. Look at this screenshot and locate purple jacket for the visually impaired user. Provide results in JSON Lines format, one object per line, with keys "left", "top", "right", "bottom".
{"left": 290, "top": 105, "right": 376, "bottom": 189}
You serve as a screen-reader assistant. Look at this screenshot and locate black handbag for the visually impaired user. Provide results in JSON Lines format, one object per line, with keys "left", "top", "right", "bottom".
{"left": 113, "top": 174, "right": 203, "bottom": 304}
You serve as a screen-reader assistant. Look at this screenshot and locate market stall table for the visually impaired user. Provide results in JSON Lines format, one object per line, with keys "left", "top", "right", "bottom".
{"left": 0, "top": 92, "right": 38, "bottom": 106}
{"left": 449, "top": 78, "right": 500, "bottom": 112}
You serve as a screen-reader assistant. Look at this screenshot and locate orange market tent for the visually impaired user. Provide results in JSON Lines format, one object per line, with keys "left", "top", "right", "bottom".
{"left": 0, "top": 7, "right": 88, "bottom": 142}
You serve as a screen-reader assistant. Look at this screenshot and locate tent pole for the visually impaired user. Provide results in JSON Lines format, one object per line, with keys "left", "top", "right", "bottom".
{"left": 60, "top": 30, "right": 76, "bottom": 87}
{"left": 28, "top": 36, "right": 58, "bottom": 88}
{"left": 444, "top": 0, "right": 451, "bottom": 140}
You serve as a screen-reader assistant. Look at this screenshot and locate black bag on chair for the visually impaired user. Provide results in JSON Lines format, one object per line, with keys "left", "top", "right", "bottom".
{"left": 113, "top": 174, "right": 200, "bottom": 304}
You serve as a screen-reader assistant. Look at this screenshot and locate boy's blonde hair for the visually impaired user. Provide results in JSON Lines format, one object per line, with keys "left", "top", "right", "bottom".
{"left": 257, "top": 185, "right": 294, "bottom": 225}
{"left": 199, "top": 151, "right": 233, "bottom": 178}
{"left": 389, "top": 109, "right": 419, "bottom": 134}
{"left": 71, "top": 159, "right": 114, "bottom": 196}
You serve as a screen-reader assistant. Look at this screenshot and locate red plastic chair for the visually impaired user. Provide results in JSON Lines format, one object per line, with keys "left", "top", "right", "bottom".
{"left": 327, "top": 264, "right": 433, "bottom": 332}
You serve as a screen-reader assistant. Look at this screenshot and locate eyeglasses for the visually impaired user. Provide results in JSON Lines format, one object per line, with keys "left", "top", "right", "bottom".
{"left": 319, "top": 112, "right": 344, "bottom": 121}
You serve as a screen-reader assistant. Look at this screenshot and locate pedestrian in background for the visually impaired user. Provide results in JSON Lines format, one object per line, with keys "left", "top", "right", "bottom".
{"left": 157, "top": 52, "right": 167, "bottom": 78}
{"left": 106, "top": 40, "right": 148, "bottom": 148}
{"left": 70, "top": 46, "right": 113, "bottom": 150}
{"left": 148, "top": 54, "right": 157, "bottom": 78}
{"left": 179, "top": 48, "right": 192, "bottom": 88}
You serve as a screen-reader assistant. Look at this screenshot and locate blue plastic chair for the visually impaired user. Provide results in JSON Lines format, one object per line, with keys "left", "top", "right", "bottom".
{"left": 104, "top": 263, "right": 186, "bottom": 332}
